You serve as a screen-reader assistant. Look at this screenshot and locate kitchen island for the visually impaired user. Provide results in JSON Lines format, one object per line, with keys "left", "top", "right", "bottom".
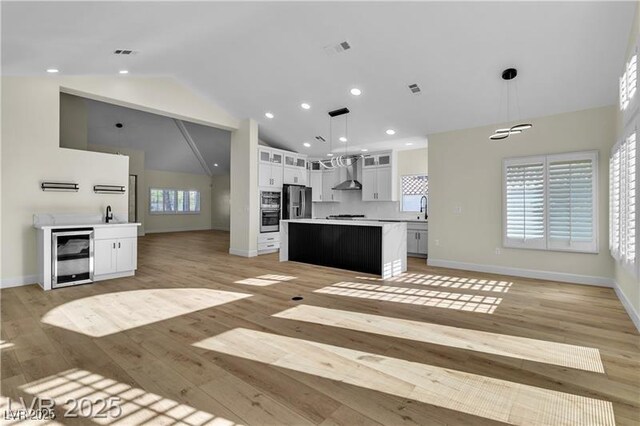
{"left": 280, "top": 219, "right": 407, "bottom": 278}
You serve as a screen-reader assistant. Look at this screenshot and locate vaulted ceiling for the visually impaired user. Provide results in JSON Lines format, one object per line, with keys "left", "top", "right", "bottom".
{"left": 2, "top": 1, "right": 635, "bottom": 156}
{"left": 84, "top": 97, "right": 231, "bottom": 175}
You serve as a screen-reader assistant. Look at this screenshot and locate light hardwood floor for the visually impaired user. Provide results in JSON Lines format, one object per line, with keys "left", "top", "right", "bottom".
{"left": 1, "top": 230, "right": 638, "bottom": 425}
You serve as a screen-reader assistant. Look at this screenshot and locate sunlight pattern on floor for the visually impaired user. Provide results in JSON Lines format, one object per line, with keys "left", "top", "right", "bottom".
{"left": 194, "top": 328, "right": 615, "bottom": 426}
{"left": 356, "top": 273, "right": 513, "bottom": 293}
{"left": 234, "top": 274, "right": 296, "bottom": 286}
{"left": 274, "top": 305, "right": 605, "bottom": 373}
{"left": 41, "top": 288, "right": 251, "bottom": 337}
{"left": 19, "top": 369, "right": 236, "bottom": 425}
{"left": 316, "top": 281, "right": 502, "bottom": 313}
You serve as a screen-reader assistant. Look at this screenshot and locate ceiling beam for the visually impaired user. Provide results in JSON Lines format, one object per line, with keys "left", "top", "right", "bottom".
{"left": 174, "top": 119, "right": 212, "bottom": 176}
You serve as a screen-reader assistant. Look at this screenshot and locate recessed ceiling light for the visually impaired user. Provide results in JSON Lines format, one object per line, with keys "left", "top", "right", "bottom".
{"left": 405, "top": 142, "right": 413, "bottom": 146}
{"left": 119, "top": 70, "right": 129, "bottom": 75}
{"left": 214, "top": 163, "right": 219, "bottom": 167}
{"left": 361, "top": 149, "right": 368, "bottom": 152}
{"left": 46, "top": 68, "right": 59, "bottom": 73}
{"left": 339, "top": 136, "right": 347, "bottom": 142}
{"left": 386, "top": 129, "right": 396, "bottom": 135}
{"left": 301, "top": 103, "right": 311, "bottom": 110}
{"left": 327, "top": 153, "right": 333, "bottom": 156}
{"left": 265, "top": 112, "right": 274, "bottom": 119}
{"left": 303, "top": 142, "right": 311, "bottom": 148}
{"left": 350, "top": 88, "right": 362, "bottom": 96}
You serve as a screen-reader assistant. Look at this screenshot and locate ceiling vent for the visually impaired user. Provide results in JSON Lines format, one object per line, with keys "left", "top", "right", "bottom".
{"left": 408, "top": 83, "right": 422, "bottom": 94}
{"left": 113, "top": 49, "right": 137, "bottom": 55}
{"left": 315, "top": 136, "right": 326, "bottom": 142}
{"left": 323, "top": 41, "right": 351, "bottom": 56}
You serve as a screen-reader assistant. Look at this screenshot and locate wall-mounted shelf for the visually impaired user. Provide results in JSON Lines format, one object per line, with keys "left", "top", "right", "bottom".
{"left": 94, "top": 185, "right": 126, "bottom": 194}
{"left": 41, "top": 182, "right": 79, "bottom": 192}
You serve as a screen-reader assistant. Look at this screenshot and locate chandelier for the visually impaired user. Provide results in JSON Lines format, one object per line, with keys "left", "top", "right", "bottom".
{"left": 489, "top": 68, "right": 533, "bottom": 140}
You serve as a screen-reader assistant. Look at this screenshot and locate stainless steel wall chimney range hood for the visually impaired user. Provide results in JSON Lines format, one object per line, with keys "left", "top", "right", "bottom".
{"left": 332, "top": 156, "right": 362, "bottom": 190}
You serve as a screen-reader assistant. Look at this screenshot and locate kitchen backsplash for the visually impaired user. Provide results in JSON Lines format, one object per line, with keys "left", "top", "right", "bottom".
{"left": 312, "top": 191, "right": 426, "bottom": 220}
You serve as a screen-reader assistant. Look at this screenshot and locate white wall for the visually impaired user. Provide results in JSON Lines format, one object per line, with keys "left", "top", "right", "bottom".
{"left": 428, "top": 106, "right": 616, "bottom": 285}
{"left": 211, "top": 175, "right": 231, "bottom": 231}
{"left": 313, "top": 147, "right": 428, "bottom": 220}
{"left": 230, "top": 119, "right": 259, "bottom": 257}
{"left": 88, "top": 144, "right": 146, "bottom": 236}
{"left": 1, "top": 76, "right": 239, "bottom": 285}
{"left": 60, "top": 93, "right": 88, "bottom": 150}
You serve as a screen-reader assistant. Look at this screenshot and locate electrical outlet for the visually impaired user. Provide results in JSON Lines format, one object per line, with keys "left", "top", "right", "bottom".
{"left": 454, "top": 206, "right": 462, "bottom": 214}
{"left": 435, "top": 239, "right": 440, "bottom": 246}
{"left": 495, "top": 247, "right": 501, "bottom": 255}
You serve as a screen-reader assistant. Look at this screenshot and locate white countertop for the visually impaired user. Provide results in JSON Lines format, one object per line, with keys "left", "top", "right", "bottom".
{"left": 282, "top": 219, "right": 405, "bottom": 227}
{"left": 357, "top": 218, "right": 428, "bottom": 224}
{"left": 34, "top": 222, "right": 141, "bottom": 230}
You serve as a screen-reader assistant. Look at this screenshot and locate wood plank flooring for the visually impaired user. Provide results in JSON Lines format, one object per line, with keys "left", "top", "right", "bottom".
{"left": 1, "top": 230, "right": 638, "bottom": 425}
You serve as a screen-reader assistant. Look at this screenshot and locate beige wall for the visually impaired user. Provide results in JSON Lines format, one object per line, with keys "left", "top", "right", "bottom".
{"left": 211, "top": 175, "right": 231, "bottom": 231}
{"left": 1, "top": 76, "right": 239, "bottom": 285}
{"left": 88, "top": 144, "right": 146, "bottom": 236}
{"left": 613, "top": 3, "right": 640, "bottom": 319}
{"left": 428, "top": 106, "right": 616, "bottom": 284}
{"left": 230, "top": 119, "right": 259, "bottom": 256}
{"left": 60, "top": 93, "right": 88, "bottom": 150}
{"left": 397, "top": 147, "right": 428, "bottom": 178}
{"left": 144, "top": 169, "right": 213, "bottom": 233}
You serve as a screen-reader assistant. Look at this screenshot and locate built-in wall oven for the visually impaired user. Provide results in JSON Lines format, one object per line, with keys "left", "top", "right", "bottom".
{"left": 260, "top": 191, "right": 281, "bottom": 233}
{"left": 51, "top": 228, "right": 94, "bottom": 288}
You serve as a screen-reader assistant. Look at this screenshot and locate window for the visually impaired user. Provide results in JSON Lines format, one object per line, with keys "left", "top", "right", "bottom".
{"left": 620, "top": 54, "right": 637, "bottom": 111}
{"left": 149, "top": 188, "right": 200, "bottom": 214}
{"left": 503, "top": 151, "right": 598, "bottom": 253}
{"left": 610, "top": 130, "right": 637, "bottom": 274}
{"left": 401, "top": 175, "right": 428, "bottom": 212}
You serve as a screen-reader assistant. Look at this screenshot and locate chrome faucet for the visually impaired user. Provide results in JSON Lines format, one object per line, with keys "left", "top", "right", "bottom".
{"left": 105, "top": 205, "right": 113, "bottom": 223}
{"left": 419, "top": 196, "right": 428, "bottom": 219}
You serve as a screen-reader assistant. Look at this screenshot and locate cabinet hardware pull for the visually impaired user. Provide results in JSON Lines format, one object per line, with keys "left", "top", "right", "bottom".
{"left": 113, "top": 243, "right": 116, "bottom": 249}
{"left": 118, "top": 242, "right": 121, "bottom": 248}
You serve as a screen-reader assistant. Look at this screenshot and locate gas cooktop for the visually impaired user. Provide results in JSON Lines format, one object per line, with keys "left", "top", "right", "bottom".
{"left": 327, "top": 214, "right": 366, "bottom": 219}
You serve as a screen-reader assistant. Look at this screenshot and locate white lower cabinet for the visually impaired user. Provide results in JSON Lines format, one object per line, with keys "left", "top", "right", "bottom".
{"left": 94, "top": 238, "right": 137, "bottom": 275}
{"left": 407, "top": 223, "right": 428, "bottom": 257}
{"left": 258, "top": 233, "right": 280, "bottom": 253}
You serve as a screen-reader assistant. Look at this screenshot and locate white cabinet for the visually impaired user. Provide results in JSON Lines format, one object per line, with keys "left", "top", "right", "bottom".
{"left": 94, "top": 238, "right": 137, "bottom": 275}
{"left": 309, "top": 171, "right": 323, "bottom": 202}
{"left": 407, "top": 223, "right": 428, "bottom": 257}
{"left": 258, "top": 148, "right": 284, "bottom": 188}
{"left": 321, "top": 165, "right": 343, "bottom": 202}
{"left": 283, "top": 153, "right": 307, "bottom": 186}
{"left": 361, "top": 151, "right": 395, "bottom": 201}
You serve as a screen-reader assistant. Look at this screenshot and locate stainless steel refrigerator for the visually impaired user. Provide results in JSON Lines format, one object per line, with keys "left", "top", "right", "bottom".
{"left": 282, "top": 184, "right": 312, "bottom": 220}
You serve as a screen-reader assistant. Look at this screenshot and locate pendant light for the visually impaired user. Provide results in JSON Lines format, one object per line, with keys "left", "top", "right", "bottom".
{"left": 489, "top": 68, "right": 533, "bottom": 140}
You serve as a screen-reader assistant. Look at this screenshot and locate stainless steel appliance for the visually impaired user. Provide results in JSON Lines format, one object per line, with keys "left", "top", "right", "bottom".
{"left": 51, "top": 228, "right": 94, "bottom": 288}
{"left": 260, "top": 191, "right": 281, "bottom": 233}
{"left": 283, "top": 184, "right": 312, "bottom": 220}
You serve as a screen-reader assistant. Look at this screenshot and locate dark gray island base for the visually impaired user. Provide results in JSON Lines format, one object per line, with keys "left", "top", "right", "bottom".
{"left": 280, "top": 219, "right": 407, "bottom": 278}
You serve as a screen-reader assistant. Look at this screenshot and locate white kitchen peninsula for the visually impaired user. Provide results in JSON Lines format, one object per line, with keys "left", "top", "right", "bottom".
{"left": 280, "top": 219, "right": 407, "bottom": 278}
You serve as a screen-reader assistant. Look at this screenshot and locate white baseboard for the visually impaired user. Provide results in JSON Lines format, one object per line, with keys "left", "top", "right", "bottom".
{"left": 1, "top": 275, "right": 38, "bottom": 289}
{"left": 427, "top": 259, "right": 614, "bottom": 287}
{"left": 145, "top": 226, "right": 212, "bottom": 234}
{"left": 229, "top": 248, "right": 258, "bottom": 257}
{"left": 614, "top": 283, "right": 640, "bottom": 332}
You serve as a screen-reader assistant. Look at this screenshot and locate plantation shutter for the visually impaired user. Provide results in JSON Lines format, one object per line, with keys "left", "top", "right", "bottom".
{"left": 548, "top": 153, "right": 597, "bottom": 252}
{"left": 610, "top": 152, "right": 621, "bottom": 257}
{"left": 504, "top": 158, "right": 546, "bottom": 249}
{"left": 624, "top": 133, "right": 637, "bottom": 264}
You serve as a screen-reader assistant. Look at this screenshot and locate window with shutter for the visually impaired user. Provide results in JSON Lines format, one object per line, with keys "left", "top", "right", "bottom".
{"left": 503, "top": 158, "right": 546, "bottom": 250}
{"left": 149, "top": 188, "right": 201, "bottom": 214}
{"left": 547, "top": 153, "right": 598, "bottom": 252}
{"left": 610, "top": 129, "right": 638, "bottom": 276}
{"left": 503, "top": 152, "right": 598, "bottom": 253}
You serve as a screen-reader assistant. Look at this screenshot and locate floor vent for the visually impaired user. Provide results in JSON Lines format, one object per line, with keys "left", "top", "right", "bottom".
{"left": 408, "top": 83, "right": 422, "bottom": 94}
{"left": 315, "top": 136, "right": 326, "bottom": 142}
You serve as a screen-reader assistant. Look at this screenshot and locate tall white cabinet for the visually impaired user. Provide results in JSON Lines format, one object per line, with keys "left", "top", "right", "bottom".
{"left": 258, "top": 148, "right": 284, "bottom": 188}
{"left": 361, "top": 152, "right": 396, "bottom": 201}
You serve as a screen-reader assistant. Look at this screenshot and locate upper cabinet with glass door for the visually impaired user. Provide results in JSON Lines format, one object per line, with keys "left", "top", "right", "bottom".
{"left": 361, "top": 151, "right": 397, "bottom": 202}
